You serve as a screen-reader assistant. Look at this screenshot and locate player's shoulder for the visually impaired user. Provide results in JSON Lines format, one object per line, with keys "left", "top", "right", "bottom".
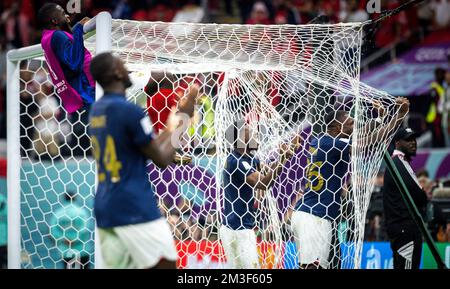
{"left": 50, "top": 30, "right": 70, "bottom": 44}
{"left": 322, "top": 135, "right": 349, "bottom": 146}
{"left": 227, "top": 151, "right": 239, "bottom": 163}
{"left": 314, "top": 135, "right": 349, "bottom": 153}
{"left": 336, "top": 137, "right": 350, "bottom": 147}
{"left": 52, "top": 30, "right": 67, "bottom": 38}
{"left": 103, "top": 95, "right": 144, "bottom": 114}
{"left": 228, "top": 150, "right": 249, "bottom": 167}
{"left": 315, "top": 134, "right": 334, "bottom": 148}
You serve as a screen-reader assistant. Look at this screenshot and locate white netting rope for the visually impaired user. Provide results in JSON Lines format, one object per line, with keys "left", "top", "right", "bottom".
{"left": 18, "top": 59, "right": 95, "bottom": 269}
{"left": 15, "top": 19, "right": 407, "bottom": 269}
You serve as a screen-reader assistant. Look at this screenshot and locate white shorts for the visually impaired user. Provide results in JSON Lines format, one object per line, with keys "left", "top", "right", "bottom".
{"left": 99, "top": 218, "right": 177, "bottom": 269}
{"left": 291, "top": 211, "right": 332, "bottom": 269}
{"left": 219, "top": 225, "right": 260, "bottom": 269}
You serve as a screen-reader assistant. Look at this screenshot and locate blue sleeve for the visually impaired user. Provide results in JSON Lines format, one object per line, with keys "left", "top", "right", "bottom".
{"left": 334, "top": 139, "right": 350, "bottom": 151}
{"left": 238, "top": 158, "right": 257, "bottom": 177}
{"left": 51, "top": 24, "right": 85, "bottom": 73}
{"left": 125, "top": 104, "right": 154, "bottom": 147}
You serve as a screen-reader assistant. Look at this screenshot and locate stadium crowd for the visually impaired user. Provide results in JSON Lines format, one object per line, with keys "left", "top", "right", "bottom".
{"left": 1, "top": 0, "right": 449, "bottom": 152}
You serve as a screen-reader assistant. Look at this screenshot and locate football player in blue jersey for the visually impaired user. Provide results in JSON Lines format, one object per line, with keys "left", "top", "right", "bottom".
{"left": 291, "top": 97, "right": 409, "bottom": 269}
{"left": 220, "top": 121, "right": 299, "bottom": 268}
{"left": 88, "top": 52, "right": 198, "bottom": 269}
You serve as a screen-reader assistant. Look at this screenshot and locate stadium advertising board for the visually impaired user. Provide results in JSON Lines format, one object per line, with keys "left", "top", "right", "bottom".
{"left": 175, "top": 241, "right": 450, "bottom": 269}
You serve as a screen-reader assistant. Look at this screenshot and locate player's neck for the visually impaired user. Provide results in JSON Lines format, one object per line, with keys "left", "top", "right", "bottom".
{"left": 327, "top": 129, "right": 339, "bottom": 138}
{"left": 235, "top": 148, "right": 247, "bottom": 156}
{"left": 396, "top": 149, "right": 412, "bottom": 162}
{"left": 102, "top": 85, "right": 126, "bottom": 96}
{"left": 45, "top": 24, "right": 61, "bottom": 31}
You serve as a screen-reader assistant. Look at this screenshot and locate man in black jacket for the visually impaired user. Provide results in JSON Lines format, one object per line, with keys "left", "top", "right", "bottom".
{"left": 383, "top": 127, "right": 428, "bottom": 269}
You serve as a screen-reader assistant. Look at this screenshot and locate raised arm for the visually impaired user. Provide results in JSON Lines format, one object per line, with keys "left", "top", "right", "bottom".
{"left": 362, "top": 97, "right": 410, "bottom": 144}
{"left": 247, "top": 134, "right": 302, "bottom": 191}
{"left": 140, "top": 85, "right": 199, "bottom": 168}
{"left": 51, "top": 19, "right": 89, "bottom": 73}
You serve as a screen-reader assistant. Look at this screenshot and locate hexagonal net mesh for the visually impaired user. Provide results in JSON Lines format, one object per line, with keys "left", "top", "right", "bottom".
{"left": 18, "top": 58, "right": 95, "bottom": 268}
{"left": 15, "top": 19, "right": 406, "bottom": 269}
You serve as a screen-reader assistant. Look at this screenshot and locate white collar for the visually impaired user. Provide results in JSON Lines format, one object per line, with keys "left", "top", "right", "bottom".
{"left": 392, "top": 149, "right": 408, "bottom": 162}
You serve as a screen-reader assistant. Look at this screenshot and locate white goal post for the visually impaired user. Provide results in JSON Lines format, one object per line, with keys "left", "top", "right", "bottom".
{"left": 6, "top": 12, "right": 112, "bottom": 269}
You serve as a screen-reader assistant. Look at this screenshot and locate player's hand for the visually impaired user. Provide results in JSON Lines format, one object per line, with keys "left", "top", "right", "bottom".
{"left": 396, "top": 97, "right": 409, "bottom": 116}
{"left": 78, "top": 17, "right": 91, "bottom": 26}
{"left": 372, "top": 99, "right": 386, "bottom": 117}
{"left": 290, "top": 134, "right": 302, "bottom": 153}
{"left": 279, "top": 143, "right": 294, "bottom": 160}
{"left": 165, "top": 109, "right": 182, "bottom": 132}
{"left": 173, "top": 152, "right": 192, "bottom": 165}
{"left": 177, "top": 84, "right": 199, "bottom": 118}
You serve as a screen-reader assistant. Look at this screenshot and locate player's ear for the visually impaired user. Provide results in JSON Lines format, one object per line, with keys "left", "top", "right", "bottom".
{"left": 112, "top": 64, "right": 124, "bottom": 81}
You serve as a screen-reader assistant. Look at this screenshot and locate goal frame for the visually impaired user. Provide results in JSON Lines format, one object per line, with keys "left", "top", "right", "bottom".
{"left": 6, "top": 12, "right": 112, "bottom": 269}
{"left": 6, "top": 13, "right": 400, "bottom": 269}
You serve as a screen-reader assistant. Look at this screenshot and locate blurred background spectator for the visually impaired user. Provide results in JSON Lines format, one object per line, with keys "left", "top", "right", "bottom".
{"left": 428, "top": 186, "right": 450, "bottom": 242}
{"left": 246, "top": 2, "right": 273, "bottom": 25}
{"left": 31, "top": 71, "right": 62, "bottom": 161}
{"left": 365, "top": 171, "right": 386, "bottom": 241}
{"left": 430, "top": 0, "right": 450, "bottom": 30}
{"left": 49, "top": 191, "right": 92, "bottom": 269}
{"left": 340, "top": 0, "right": 369, "bottom": 23}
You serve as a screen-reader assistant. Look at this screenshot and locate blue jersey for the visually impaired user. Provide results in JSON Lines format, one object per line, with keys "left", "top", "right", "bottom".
{"left": 89, "top": 93, "right": 160, "bottom": 228}
{"left": 295, "top": 135, "right": 350, "bottom": 221}
{"left": 222, "top": 151, "right": 260, "bottom": 230}
{"left": 51, "top": 24, "right": 95, "bottom": 104}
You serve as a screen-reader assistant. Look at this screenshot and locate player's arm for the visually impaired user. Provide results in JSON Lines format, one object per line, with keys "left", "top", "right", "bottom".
{"left": 51, "top": 20, "right": 88, "bottom": 73}
{"left": 247, "top": 161, "right": 285, "bottom": 190}
{"left": 284, "top": 190, "right": 304, "bottom": 224}
{"left": 247, "top": 135, "right": 301, "bottom": 190}
{"left": 140, "top": 85, "right": 198, "bottom": 168}
{"left": 362, "top": 97, "right": 409, "bottom": 143}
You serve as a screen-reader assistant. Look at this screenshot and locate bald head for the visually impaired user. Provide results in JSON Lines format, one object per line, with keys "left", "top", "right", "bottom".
{"left": 90, "top": 52, "right": 132, "bottom": 91}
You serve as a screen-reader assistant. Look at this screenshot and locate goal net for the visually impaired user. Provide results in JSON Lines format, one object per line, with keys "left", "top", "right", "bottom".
{"left": 9, "top": 17, "right": 407, "bottom": 269}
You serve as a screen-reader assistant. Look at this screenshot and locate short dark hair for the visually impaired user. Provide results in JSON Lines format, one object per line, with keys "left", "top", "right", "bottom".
{"left": 144, "top": 71, "right": 174, "bottom": 96}
{"left": 325, "top": 110, "right": 348, "bottom": 129}
{"left": 37, "top": 3, "right": 59, "bottom": 29}
{"left": 90, "top": 52, "right": 117, "bottom": 87}
{"left": 416, "top": 168, "right": 429, "bottom": 178}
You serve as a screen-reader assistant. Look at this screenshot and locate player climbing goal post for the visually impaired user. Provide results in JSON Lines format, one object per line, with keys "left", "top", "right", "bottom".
{"left": 7, "top": 13, "right": 407, "bottom": 269}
